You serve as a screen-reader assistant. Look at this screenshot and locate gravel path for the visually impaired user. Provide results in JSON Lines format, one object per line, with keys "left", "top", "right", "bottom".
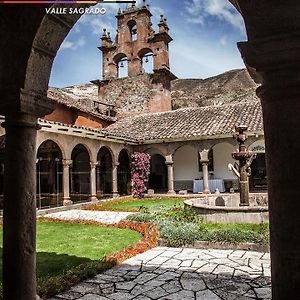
{"left": 44, "top": 210, "right": 135, "bottom": 224}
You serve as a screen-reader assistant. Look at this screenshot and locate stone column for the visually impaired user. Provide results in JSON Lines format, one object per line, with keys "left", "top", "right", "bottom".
{"left": 96, "top": 162, "right": 101, "bottom": 194}
{"left": 89, "top": 162, "right": 98, "bottom": 202}
{"left": 112, "top": 162, "right": 119, "bottom": 197}
{"left": 62, "top": 159, "right": 72, "bottom": 206}
{"left": 239, "top": 33, "right": 300, "bottom": 299}
{"left": 200, "top": 150, "right": 210, "bottom": 194}
{"left": 165, "top": 155, "right": 175, "bottom": 194}
{"left": 2, "top": 113, "right": 39, "bottom": 300}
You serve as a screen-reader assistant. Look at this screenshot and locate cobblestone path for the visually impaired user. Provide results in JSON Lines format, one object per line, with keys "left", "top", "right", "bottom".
{"left": 50, "top": 247, "right": 271, "bottom": 300}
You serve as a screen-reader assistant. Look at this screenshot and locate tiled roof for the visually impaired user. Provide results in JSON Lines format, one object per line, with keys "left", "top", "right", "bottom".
{"left": 102, "top": 101, "right": 263, "bottom": 142}
{"left": 47, "top": 84, "right": 116, "bottom": 122}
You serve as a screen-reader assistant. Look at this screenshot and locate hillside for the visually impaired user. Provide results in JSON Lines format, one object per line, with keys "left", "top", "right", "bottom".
{"left": 171, "top": 69, "right": 259, "bottom": 109}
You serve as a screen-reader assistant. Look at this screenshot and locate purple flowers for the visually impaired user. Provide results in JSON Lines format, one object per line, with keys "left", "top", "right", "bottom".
{"left": 131, "top": 152, "right": 151, "bottom": 199}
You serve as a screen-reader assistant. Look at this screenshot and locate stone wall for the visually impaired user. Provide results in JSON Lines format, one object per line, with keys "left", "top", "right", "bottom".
{"left": 99, "top": 74, "right": 152, "bottom": 116}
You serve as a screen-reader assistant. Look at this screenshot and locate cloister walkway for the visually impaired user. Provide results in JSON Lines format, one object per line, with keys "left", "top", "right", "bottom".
{"left": 47, "top": 211, "right": 271, "bottom": 300}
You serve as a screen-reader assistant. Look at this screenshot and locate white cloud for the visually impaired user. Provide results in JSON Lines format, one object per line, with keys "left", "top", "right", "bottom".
{"left": 61, "top": 36, "right": 86, "bottom": 51}
{"left": 219, "top": 35, "right": 227, "bottom": 46}
{"left": 184, "top": 0, "right": 245, "bottom": 33}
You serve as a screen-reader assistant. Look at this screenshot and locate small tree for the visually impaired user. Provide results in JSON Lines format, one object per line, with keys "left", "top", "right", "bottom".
{"left": 131, "top": 152, "right": 151, "bottom": 199}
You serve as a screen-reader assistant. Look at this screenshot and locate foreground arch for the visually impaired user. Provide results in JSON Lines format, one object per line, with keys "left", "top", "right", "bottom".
{"left": 1, "top": 2, "right": 300, "bottom": 299}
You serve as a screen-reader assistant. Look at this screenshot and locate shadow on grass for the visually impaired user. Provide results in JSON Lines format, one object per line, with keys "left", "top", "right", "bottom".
{"left": 0, "top": 247, "right": 94, "bottom": 281}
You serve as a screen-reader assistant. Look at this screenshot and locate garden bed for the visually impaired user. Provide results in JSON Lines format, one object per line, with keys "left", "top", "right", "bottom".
{"left": 126, "top": 205, "right": 269, "bottom": 249}
{"left": 0, "top": 219, "right": 159, "bottom": 299}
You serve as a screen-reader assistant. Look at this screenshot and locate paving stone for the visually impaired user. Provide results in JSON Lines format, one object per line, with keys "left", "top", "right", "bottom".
{"left": 196, "top": 289, "right": 222, "bottom": 299}
{"left": 78, "top": 295, "right": 110, "bottom": 300}
{"left": 56, "top": 291, "right": 83, "bottom": 299}
{"left": 70, "top": 283, "right": 100, "bottom": 294}
{"left": 254, "top": 287, "right": 272, "bottom": 299}
{"left": 161, "top": 281, "right": 182, "bottom": 293}
{"left": 163, "top": 289, "right": 195, "bottom": 300}
{"left": 180, "top": 272, "right": 206, "bottom": 292}
{"left": 115, "top": 281, "right": 136, "bottom": 291}
{"left": 143, "top": 286, "right": 169, "bottom": 299}
{"left": 106, "top": 292, "right": 135, "bottom": 300}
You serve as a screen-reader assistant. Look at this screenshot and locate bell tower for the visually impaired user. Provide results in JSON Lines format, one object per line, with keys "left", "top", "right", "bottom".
{"left": 92, "top": 1, "right": 177, "bottom": 116}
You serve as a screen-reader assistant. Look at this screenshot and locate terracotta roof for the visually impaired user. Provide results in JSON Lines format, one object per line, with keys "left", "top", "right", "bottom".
{"left": 47, "top": 84, "right": 116, "bottom": 122}
{"left": 102, "top": 101, "right": 263, "bottom": 142}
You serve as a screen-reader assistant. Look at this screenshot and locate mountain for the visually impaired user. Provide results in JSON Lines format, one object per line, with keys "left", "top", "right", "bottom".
{"left": 171, "top": 69, "right": 259, "bottom": 109}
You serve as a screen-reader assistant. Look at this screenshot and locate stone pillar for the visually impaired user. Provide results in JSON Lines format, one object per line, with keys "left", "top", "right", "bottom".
{"left": 165, "top": 155, "right": 175, "bottom": 194}
{"left": 96, "top": 162, "right": 101, "bottom": 194}
{"left": 112, "top": 162, "right": 119, "bottom": 197}
{"left": 62, "top": 159, "right": 72, "bottom": 206}
{"left": 239, "top": 34, "right": 300, "bottom": 299}
{"left": 200, "top": 150, "right": 210, "bottom": 194}
{"left": 2, "top": 113, "right": 39, "bottom": 300}
{"left": 89, "top": 162, "right": 98, "bottom": 202}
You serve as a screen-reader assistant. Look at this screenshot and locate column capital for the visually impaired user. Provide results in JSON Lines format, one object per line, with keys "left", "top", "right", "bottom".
{"left": 199, "top": 149, "right": 210, "bottom": 162}
{"left": 62, "top": 159, "right": 72, "bottom": 167}
{"left": 90, "top": 161, "right": 99, "bottom": 169}
{"left": 0, "top": 88, "right": 54, "bottom": 117}
{"left": 113, "top": 162, "right": 120, "bottom": 168}
{"left": 238, "top": 34, "right": 300, "bottom": 100}
{"left": 165, "top": 161, "right": 174, "bottom": 166}
{"left": 200, "top": 160, "right": 209, "bottom": 166}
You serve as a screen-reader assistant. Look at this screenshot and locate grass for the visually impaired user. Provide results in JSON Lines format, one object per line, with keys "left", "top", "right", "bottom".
{"left": 85, "top": 197, "right": 187, "bottom": 212}
{"left": 0, "top": 221, "right": 141, "bottom": 282}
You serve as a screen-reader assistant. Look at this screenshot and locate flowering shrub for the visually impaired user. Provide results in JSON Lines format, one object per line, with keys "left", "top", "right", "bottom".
{"left": 131, "top": 152, "right": 151, "bottom": 199}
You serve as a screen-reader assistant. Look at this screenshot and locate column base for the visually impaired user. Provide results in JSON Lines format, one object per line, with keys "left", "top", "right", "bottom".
{"left": 167, "top": 190, "right": 176, "bottom": 195}
{"left": 63, "top": 199, "right": 73, "bottom": 206}
{"left": 89, "top": 196, "right": 98, "bottom": 202}
{"left": 239, "top": 203, "right": 250, "bottom": 207}
{"left": 203, "top": 190, "right": 211, "bottom": 194}
{"left": 112, "top": 193, "right": 119, "bottom": 198}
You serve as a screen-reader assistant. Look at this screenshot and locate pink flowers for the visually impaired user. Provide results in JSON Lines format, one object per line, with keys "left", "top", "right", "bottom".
{"left": 131, "top": 152, "right": 151, "bottom": 199}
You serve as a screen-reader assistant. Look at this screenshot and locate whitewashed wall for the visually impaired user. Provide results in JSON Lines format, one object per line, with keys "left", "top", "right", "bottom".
{"left": 213, "top": 143, "right": 236, "bottom": 180}
{"left": 174, "top": 146, "right": 201, "bottom": 180}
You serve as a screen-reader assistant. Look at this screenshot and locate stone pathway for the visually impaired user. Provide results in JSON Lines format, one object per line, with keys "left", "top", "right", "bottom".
{"left": 44, "top": 210, "right": 135, "bottom": 224}
{"left": 49, "top": 247, "right": 271, "bottom": 300}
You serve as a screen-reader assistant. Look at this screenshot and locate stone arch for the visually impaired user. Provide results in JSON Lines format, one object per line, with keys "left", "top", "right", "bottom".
{"left": 247, "top": 140, "right": 267, "bottom": 191}
{"left": 70, "top": 144, "right": 91, "bottom": 201}
{"left": 128, "top": 19, "right": 138, "bottom": 42}
{"left": 138, "top": 48, "right": 154, "bottom": 74}
{"left": 173, "top": 145, "right": 200, "bottom": 192}
{"left": 117, "top": 149, "right": 131, "bottom": 196}
{"left": 36, "top": 137, "right": 66, "bottom": 160}
{"left": 148, "top": 153, "right": 167, "bottom": 192}
{"left": 113, "top": 52, "right": 128, "bottom": 78}
{"left": 210, "top": 142, "right": 237, "bottom": 192}
{"left": 97, "top": 146, "right": 113, "bottom": 195}
{"left": 36, "top": 139, "right": 63, "bottom": 208}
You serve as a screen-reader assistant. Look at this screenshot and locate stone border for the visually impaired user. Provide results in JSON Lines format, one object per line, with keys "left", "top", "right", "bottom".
{"left": 158, "top": 239, "right": 270, "bottom": 252}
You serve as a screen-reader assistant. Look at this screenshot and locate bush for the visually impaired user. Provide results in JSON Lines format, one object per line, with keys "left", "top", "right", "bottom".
{"left": 126, "top": 213, "right": 155, "bottom": 223}
{"left": 160, "top": 222, "right": 200, "bottom": 247}
{"left": 198, "top": 228, "right": 268, "bottom": 245}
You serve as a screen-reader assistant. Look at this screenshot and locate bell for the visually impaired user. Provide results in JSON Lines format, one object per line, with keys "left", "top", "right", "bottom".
{"left": 120, "top": 61, "right": 124, "bottom": 68}
{"left": 145, "top": 57, "right": 149, "bottom": 63}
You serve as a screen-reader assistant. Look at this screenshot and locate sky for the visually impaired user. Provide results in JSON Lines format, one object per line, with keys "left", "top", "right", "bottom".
{"left": 49, "top": 0, "right": 247, "bottom": 88}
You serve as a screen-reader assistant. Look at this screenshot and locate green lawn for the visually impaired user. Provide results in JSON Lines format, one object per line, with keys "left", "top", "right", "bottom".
{"left": 0, "top": 221, "right": 141, "bottom": 281}
{"left": 86, "top": 197, "right": 187, "bottom": 212}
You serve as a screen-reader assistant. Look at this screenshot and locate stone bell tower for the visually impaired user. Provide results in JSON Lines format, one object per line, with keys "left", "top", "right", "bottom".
{"left": 92, "top": 0, "right": 177, "bottom": 117}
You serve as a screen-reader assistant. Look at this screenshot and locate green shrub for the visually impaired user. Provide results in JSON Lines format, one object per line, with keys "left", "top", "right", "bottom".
{"left": 160, "top": 222, "right": 200, "bottom": 247}
{"left": 198, "top": 228, "right": 268, "bottom": 245}
{"left": 126, "top": 213, "right": 154, "bottom": 223}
